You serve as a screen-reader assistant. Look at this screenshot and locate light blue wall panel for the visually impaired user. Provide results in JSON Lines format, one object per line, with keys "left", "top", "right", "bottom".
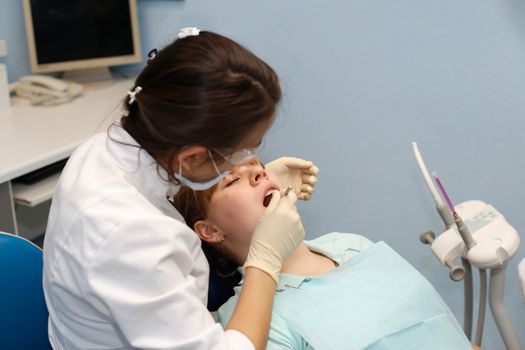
{"left": 1, "top": 1, "right": 524, "bottom": 348}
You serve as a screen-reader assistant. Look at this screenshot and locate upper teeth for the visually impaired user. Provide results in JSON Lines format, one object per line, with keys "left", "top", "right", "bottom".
{"left": 265, "top": 190, "right": 274, "bottom": 197}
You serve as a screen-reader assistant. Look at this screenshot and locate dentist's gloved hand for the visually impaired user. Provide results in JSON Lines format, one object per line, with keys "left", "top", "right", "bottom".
{"left": 244, "top": 190, "right": 304, "bottom": 283}
{"left": 265, "top": 157, "right": 319, "bottom": 200}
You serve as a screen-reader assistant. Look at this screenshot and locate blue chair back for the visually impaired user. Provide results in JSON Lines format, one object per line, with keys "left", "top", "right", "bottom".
{"left": 0, "top": 232, "right": 52, "bottom": 349}
{"left": 207, "top": 268, "right": 242, "bottom": 312}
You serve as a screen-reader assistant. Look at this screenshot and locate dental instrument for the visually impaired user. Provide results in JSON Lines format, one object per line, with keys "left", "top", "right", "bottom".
{"left": 412, "top": 142, "right": 522, "bottom": 350}
{"left": 283, "top": 186, "right": 293, "bottom": 196}
{"left": 432, "top": 172, "right": 486, "bottom": 345}
{"left": 413, "top": 142, "right": 474, "bottom": 339}
{"left": 433, "top": 172, "right": 476, "bottom": 250}
{"left": 412, "top": 143, "right": 454, "bottom": 228}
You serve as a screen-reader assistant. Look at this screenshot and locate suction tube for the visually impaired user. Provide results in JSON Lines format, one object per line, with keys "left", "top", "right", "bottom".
{"left": 412, "top": 142, "right": 455, "bottom": 228}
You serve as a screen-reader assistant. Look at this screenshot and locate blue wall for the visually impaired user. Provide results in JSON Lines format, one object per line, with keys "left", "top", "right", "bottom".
{"left": 1, "top": 1, "right": 524, "bottom": 348}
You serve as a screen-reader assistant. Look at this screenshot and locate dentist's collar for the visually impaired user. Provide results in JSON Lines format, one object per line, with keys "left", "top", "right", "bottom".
{"left": 106, "top": 123, "right": 180, "bottom": 198}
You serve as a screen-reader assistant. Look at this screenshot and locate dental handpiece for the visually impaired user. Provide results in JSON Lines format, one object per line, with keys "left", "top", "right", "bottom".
{"left": 453, "top": 212, "right": 476, "bottom": 250}
{"left": 433, "top": 172, "right": 476, "bottom": 250}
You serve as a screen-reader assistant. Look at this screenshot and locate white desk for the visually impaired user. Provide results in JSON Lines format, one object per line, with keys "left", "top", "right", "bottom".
{"left": 0, "top": 78, "right": 134, "bottom": 235}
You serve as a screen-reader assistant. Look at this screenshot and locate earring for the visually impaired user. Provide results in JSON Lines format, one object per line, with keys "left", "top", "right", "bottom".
{"left": 217, "top": 234, "right": 225, "bottom": 242}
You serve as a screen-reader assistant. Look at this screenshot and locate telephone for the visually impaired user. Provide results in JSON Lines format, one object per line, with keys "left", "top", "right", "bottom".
{"left": 11, "top": 75, "right": 83, "bottom": 106}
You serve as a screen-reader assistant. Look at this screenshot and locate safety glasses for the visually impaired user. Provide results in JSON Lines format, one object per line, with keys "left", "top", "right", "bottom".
{"left": 213, "top": 141, "right": 264, "bottom": 166}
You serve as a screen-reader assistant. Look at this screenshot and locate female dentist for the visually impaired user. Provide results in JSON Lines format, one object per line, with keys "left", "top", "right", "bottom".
{"left": 43, "top": 28, "right": 318, "bottom": 350}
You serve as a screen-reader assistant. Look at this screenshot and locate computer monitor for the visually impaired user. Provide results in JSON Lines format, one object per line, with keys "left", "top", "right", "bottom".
{"left": 22, "top": 0, "right": 142, "bottom": 82}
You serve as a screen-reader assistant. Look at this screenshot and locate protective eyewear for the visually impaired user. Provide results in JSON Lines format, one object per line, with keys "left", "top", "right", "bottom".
{"left": 214, "top": 141, "right": 264, "bottom": 166}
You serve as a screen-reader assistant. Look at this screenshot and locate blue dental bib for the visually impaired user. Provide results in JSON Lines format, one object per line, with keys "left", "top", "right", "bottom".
{"left": 275, "top": 241, "right": 471, "bottom": 350}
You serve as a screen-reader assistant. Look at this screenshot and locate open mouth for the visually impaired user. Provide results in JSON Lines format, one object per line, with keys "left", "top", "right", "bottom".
{"left": 263, "top": 191, "right": 273, "bottom": 207}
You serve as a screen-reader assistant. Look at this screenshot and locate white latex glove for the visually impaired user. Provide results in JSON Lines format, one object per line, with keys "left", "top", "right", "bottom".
{"left": 244, "top": 190, "right": 304, "bottom": 283}
{"left": 265, "top": 157, "right": 319, "bottom": 200}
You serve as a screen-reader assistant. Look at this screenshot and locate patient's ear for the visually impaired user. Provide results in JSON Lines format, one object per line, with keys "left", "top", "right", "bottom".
{"left": 194, "top": 220, "right": 223, "bottom": 244}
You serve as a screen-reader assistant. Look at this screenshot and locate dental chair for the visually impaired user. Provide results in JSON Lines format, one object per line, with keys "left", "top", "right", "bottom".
{"left": 0, "top": 231, "right": 52, "bottom": 349}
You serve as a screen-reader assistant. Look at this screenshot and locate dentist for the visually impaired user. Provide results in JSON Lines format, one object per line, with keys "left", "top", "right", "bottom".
{"left": 43, "top": 28, "right": 318, "bottom": 350}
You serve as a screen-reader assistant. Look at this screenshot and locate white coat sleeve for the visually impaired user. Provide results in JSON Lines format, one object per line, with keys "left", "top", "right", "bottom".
{"left": 85, "top": 214, "right": 255, "bottom": 350}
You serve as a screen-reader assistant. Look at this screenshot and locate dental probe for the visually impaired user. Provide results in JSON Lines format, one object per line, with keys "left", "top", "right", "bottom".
{"left": 432, "top": 172, "right": 476, "bottom": 250}
{"left": 282, "top": 186, "right": 293, "bottom": 196}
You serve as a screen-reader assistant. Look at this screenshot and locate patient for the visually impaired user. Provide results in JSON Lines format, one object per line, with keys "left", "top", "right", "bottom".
{"left": 172, "top": 159, "right": 480, "bottom": 350}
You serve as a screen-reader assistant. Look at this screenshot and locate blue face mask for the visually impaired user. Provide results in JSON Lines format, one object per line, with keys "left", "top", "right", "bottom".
{"left": 174, "top": 150, "right": 229, "bottom": 191}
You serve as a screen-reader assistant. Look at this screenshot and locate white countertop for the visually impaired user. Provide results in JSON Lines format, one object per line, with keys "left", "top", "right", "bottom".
{"left": 0, "top": 78, "right": 133, "bottom": 183}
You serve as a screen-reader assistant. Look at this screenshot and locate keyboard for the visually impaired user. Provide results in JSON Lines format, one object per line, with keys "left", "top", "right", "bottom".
{"left": 13, "top": 158, "right": 69, "bottom": 185}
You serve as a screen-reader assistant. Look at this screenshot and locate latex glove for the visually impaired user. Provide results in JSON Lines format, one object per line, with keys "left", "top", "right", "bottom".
{"left": 265, "top": 157, "right": 319, "bottom": 200}
{"left": 244, "top": 190, "right": 304, "bottom": 283}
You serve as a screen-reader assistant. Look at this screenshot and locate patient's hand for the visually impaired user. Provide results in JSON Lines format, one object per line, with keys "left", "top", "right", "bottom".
{"left": 265, "top": 157, "right": 319, "bottom": 200}
{"left": 471, "top": 344, "right": 481, "bottom": 350}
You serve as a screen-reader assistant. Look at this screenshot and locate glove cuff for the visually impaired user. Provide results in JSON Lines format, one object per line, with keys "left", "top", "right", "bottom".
{"left": 244, "top": 241, "right": 282, "bottom": 283}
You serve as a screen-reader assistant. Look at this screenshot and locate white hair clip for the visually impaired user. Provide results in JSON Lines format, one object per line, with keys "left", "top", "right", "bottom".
{"left": 127, "top": 86, "right": 142, "bottom": 105}
{"left": 178, "top": 27, "right": 200, "bottom": 39}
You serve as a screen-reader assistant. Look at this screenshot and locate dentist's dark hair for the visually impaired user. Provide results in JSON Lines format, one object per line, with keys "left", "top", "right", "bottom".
{"left": 171, "top": 185, "right": 241, "bottom": 311}
{"left": 119, "top": 31, "right": 281, "bottom": 180}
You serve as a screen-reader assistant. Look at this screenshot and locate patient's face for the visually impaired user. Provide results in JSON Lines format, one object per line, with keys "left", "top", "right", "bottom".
{"left": 206, "top": 159, "right": 281, "bottom": 248}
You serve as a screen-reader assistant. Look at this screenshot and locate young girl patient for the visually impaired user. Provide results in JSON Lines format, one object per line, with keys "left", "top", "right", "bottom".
{"left": 172, "top": 158, "right": 479, "bottom": 350}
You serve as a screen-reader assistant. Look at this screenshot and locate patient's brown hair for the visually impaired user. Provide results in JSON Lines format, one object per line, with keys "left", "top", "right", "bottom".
{"left": 171, "top": 186, "right": 238, "bottom": 276}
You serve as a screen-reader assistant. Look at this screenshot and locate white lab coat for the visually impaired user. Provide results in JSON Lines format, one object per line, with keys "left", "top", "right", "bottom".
{"left": 43, "top": 125, "right": 254, "bottom": 350}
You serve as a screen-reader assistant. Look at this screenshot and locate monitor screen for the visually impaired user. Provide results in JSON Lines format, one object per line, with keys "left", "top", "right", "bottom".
{"left": 23, "top": 0, "right": 141, "bottom": 74}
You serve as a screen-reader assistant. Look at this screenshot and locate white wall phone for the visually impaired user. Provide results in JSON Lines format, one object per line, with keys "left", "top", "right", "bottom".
{"left": 10, "top": 75, "right": 83, "bottom": 106}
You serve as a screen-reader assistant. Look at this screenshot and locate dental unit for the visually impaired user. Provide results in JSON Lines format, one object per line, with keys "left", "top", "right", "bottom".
{"left": 412, "top": 142, "right": 522, "bottom": 350}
